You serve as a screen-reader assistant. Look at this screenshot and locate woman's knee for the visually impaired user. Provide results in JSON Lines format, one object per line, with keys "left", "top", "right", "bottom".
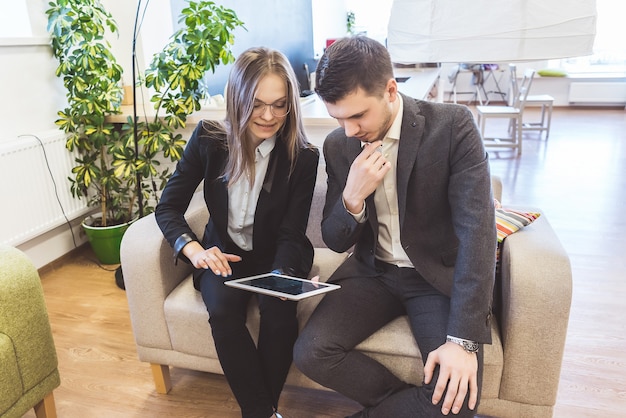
{"left": 207, "top": 307, "right": 247, "bottom": 338}
{"left": 204, "top": 292, "right": 248, "bottom": 334}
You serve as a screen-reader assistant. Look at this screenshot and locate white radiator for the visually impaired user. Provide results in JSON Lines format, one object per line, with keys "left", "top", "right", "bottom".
{"left": 568, "top": 82, "right": 626, "bottom": 104}
{"left": 0, "top": 130, "right": 91, "bottom": 246}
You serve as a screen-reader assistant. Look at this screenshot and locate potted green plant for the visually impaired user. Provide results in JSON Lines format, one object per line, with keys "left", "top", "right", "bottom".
{"left": 46, "top": 0, "right": 128, "bottom": 264}
{"left": 46, "top": 0, "right": 244, "bottom": 264}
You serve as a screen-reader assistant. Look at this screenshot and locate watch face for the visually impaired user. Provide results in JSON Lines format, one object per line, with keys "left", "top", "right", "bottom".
{"left": 463, "top": 341, "right": 479, "bottom": 353}
{"left": 446, "top": 336, "right": 479, "bottom": 353}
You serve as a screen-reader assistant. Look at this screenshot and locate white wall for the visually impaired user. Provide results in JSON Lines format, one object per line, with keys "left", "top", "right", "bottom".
{"left": 0, "top": 42, "right": 64, "bottom": 142}
{"left": 0, "top": 0, "right": 149, "bottom": 144}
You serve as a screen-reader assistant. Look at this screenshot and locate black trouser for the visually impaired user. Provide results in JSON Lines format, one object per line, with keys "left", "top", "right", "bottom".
{"left": 199, "top": 260, "right": 298, "bottom": 418}
{"left": 293, "top": 260, "right": 483, "bottom": 418}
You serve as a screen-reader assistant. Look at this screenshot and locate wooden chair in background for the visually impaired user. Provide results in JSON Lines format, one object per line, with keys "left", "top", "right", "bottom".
{"left": 476, "top": 68, "right": 536, "bottom": 155}
{"left": 510, "top": 64, "right": 555, "bottom": 139}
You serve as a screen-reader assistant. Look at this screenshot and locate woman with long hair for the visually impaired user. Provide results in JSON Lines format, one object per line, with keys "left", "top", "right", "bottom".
{"left": 156, "top": 47, "right": 319, "bottom": 418}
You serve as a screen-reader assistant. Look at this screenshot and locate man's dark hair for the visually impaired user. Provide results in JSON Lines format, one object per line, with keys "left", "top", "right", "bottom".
{"left": 315, "top": 36, "right": 394, "bottom": 103}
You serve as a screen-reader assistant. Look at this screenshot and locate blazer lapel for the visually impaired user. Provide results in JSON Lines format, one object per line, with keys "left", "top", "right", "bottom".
{"left": 397, "top": 97, "right": 425, "bottom": 228}
{"left": 346, "top": 136, "right": 363, "bottom": 164}
{"left": 254, "top": 141, "right": 285, "bottom": 248}
{"left": 262, "top": 147, "right": 279, "bottom": 194}
{"left": 209, "top": 176, "right": 230, "bottom": 241}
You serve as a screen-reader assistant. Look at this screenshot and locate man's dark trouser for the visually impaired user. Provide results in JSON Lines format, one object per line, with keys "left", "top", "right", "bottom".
{"left": 293, "top": 261, "right": 483, "bottom": 418}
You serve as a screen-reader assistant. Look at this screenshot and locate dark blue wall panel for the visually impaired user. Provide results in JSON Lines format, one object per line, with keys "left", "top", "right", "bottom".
{"left": 170, "top": 0, "right": 315, "bottom": 95}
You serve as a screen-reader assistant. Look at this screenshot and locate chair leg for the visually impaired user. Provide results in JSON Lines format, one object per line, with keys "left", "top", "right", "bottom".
{"left": 538, "top": 104, "right": 546, "bottom": 127}
{"left": 475, "top": 82, "right": 486, "bottom": 105}
{"left": 34, "top": 392, "right": 57, "bottom": 418}
{"left": 516, "top": 117, "right": 523, "bottom": 155}
{"left": 477, "top": 113, "right": 485, "bottom": 138}
{"left": 452, "top": 81, "right": 457, "bottom": 103}
{"left": 527, "top": 104, "right": 549, "bottom": 139}
{"left": 151, "top": 363, "right": 172, "bottom": 394}
{"left": 544, "top": 102, "right": 553, "bottom": 139}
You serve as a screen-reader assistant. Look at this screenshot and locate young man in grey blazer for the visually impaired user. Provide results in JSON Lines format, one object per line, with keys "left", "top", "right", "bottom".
{"left": 294, "top": 36, "right": 496, "bottom": 417}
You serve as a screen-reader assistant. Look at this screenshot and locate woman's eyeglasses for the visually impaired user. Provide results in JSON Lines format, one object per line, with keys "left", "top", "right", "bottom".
{"left": 252, "top": 100, "right": 290, "bottom": 118}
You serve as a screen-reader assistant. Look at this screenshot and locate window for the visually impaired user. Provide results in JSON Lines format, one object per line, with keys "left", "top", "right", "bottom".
{"left": 553, "top": 0, "right": 625, "bottom": 74}
{"left": 346, "top": 0, "right": 393, "bottom": 46}
{"left": 0, "top": 0, "right": 49, "bottom": 46}
{"left": 0, "top": 0, "right": 31, "bottom": 38}
{"left": 335, "top": 1, "right": 625, "bottom": 76}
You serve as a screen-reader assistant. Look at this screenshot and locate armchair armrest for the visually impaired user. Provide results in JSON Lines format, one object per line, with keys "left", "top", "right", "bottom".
{"left": 0, "top": 246, "right": 59, "bottom": 395}
{"left": 121, "top": 192, "right": 208, "bottom": 351}
{"left": 498, "top": 212, "right": 572, "bottom": 407}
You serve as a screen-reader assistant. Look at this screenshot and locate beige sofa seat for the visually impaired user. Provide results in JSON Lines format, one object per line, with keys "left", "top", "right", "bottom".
{"left": 121, "top": 174, "right": 572, "bottom": 418}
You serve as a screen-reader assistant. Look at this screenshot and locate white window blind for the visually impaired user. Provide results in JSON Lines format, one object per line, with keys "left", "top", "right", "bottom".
{"left": 387, "top": 0, "right": 597, "bottom": 63}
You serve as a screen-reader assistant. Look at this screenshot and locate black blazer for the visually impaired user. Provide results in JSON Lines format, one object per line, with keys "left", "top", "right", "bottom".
{"left": 156, "top": 121, "right": 319, "bottom": 289}
{"left": 321, "top": 95, "right": 496, "bottom": 344}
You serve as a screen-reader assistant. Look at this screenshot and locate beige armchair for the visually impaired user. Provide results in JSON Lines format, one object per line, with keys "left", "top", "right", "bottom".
{"left": 0, "top": 246, "right": 60, "bottom": 418}
{"left": 121, "top": 175, "right": 572, "bottom": 418}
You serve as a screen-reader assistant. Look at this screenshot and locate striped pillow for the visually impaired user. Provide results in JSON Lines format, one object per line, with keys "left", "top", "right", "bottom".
{"left": 496, "top": 208, "right": 541, "bottom": 245}
{"left": 492, "top": 204, "right": 540, "bottom": 320}
{"left": 494, "top": 200, "right": 541, "bottom": 267}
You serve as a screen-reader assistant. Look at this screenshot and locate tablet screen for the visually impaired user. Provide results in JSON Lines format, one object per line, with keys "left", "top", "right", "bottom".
{"left": 225, "top": 273, "right": 340, "bottom": 300}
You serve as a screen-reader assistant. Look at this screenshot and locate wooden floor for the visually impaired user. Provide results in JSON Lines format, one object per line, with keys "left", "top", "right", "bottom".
{"left": 30, "top": 107, "right": 626, "bottom": 418}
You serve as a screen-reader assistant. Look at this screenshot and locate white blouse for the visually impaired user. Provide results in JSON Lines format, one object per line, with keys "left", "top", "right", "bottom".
{"left": 227, "top": 136, "right": 276, "bottom": 251}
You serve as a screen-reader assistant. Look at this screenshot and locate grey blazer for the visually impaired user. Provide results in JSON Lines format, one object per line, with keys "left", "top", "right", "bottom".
{"left": 321, "top": 94, "right": 496, "bottom": 344}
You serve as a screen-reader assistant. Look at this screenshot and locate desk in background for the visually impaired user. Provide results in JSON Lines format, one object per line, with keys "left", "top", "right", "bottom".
{"left": 447, "top": 64, "right": 507, "bottom": 105}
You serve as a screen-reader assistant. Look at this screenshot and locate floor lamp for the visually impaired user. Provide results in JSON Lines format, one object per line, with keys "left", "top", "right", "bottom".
{"left": 116, "top": 0, "right": 148, "bottom": 290}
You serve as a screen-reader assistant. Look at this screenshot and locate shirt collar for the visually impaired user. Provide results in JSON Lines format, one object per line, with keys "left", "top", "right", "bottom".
{"left": 256, "top": 135, "right": 276, "bottom": 159}
{"left": 386, "top": 94, "right": 403, "bottom": 142}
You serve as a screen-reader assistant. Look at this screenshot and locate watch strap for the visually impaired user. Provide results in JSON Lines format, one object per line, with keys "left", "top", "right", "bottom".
{"left": 446, "top": 335, "right": 479, "bottom": 353}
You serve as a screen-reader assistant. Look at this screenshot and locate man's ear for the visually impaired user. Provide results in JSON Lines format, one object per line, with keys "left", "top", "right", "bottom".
{"left": 386, "top": 78, "right": 399, "bottom": 102}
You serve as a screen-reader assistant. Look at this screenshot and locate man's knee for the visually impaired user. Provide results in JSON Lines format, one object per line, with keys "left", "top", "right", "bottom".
{"left": 293, "top": 328, "right": 339, "bottom": 375}
{"left": 292, "top": 330, "right": 316, "bottom": 373}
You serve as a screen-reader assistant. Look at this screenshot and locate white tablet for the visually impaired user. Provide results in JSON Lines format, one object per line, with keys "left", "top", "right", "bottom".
{"left": 225, "top": 273, "right": 340, "bottom": 301}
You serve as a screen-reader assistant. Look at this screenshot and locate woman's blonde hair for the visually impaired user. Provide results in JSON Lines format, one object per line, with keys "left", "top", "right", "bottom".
{"left": 220, "top": 47, "right": 310, "bottom": 186}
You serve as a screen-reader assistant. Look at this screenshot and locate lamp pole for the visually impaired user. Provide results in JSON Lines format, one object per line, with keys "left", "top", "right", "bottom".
{"left": 116, "top": 0, "right": 146, "bottom": 291}
{"left": 132, "top": 0, "right": 144, "bottom": 218}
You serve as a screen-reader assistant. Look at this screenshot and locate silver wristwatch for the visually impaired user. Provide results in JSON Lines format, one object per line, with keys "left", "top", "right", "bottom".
{"left": 446, "top": 336, "right": 479, "bottom": 353}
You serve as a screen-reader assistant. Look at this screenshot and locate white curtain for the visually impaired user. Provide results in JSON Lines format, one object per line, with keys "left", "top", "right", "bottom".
{"left": 387, "top": 0, "right": 597, "bottom": 63}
